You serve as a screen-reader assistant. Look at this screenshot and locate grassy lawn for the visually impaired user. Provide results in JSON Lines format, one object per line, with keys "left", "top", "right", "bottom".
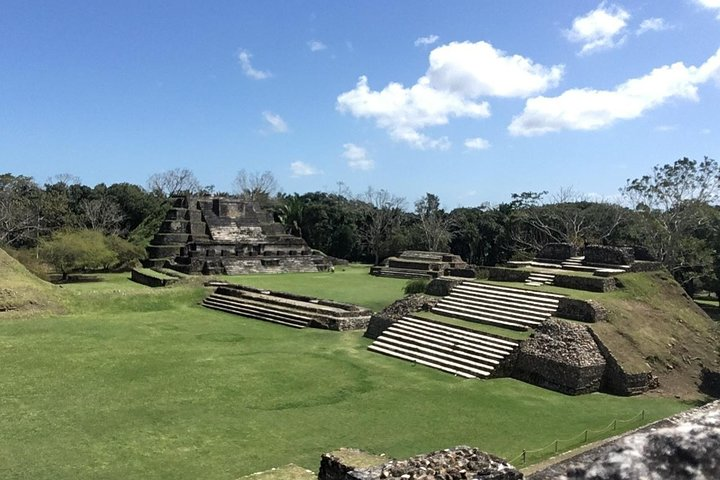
{"left": 0, "top": 268, "right": 691, "bottom": 479}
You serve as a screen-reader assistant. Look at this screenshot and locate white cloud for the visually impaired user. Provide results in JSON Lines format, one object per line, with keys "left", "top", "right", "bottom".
{"left": 637, "top": 18, "right": 671, "bottom": 35}
{"left": 655, "top": 125, "right": 676, "bottom": 132}
{"left": 237, "top": 49, "right": 272, "bottom": 80}
{"left": 509, "top": 48, "right": 720, "bottom": 136}
{"left": 695, "top": 0, "right": 720, "bottom": 19}
{"left": 342, "top": 143, "right": 375, "bottom": 170}
{"left": 290, "top": 161, "right": 321, "bottom": 176}
{"left": 337, "top": 41, "right": 562, "bottom": 149}
{"left": 566, "top": 3, "right": 630, "bottom": 55}
{"left": 308, "top": 40, "right": 327, "bottom": 52}
{"left": 414, "top": 34, "right": 439, "bottom": 47}
{"left": 426, "top": 41, "right": 564, "bottom": 98}
{"left": 262, "top": 111, "right": 288, "bottom": 133}
{"left": 464, "top": 137, "right": 491, "bottom": 150}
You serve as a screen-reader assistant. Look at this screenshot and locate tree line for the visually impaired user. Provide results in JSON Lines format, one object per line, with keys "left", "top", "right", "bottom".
{"left": 2, "top": 158, "right": 719, "bottom": 297}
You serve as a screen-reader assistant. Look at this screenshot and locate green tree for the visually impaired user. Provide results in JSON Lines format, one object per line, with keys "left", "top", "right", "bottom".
{"left": 40, "top": 230, "right": 117, "bottom": 280}
{"left": 414, "top": 193, "right": 452, "bottom": 252}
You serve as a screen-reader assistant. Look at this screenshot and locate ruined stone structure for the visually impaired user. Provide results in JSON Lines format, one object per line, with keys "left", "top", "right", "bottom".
{"left": 319, "top": 446, "right": 522, "bottom": 480}
{"left": 370, "top": 251, "right": 475, "bottom": 279}
{"left": 145, "top": 196, "right": 331, "bottom": 275}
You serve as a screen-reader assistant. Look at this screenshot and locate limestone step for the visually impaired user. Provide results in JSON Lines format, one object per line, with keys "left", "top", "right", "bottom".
{"left": 401, "top": 316, "right": 518, "bottom": 348}
{"left": 369, "top": 340, "right": 492, "bottom": 377}
{"left": 453, "top": 284, "right": 560, "bottom": 308}
{"left": 206, "top": 294, "right": 318, "bottom": 322}
{"left": 448, "top": 291, "right": 557, "bottom": 315}
{"left": 203, "top": 295, "right": 311, "bottom": 328}
{"left": 456, "top": 281, "right": 564, "bottom": 301}
{"left": 431, "top": 306, "right": 538, "bottom": 331}
{"left": 375, "top": 333, "right": 498, "bottom": 370}
{"left": 368, "top": 344, "right": 477, "bottom": 379}
{"left": 436, "top": 298, "right": 549, "bottom": 323}
{"left": 387, "top": 324, "right": 508, "bottom": 359}
{"left": 524, "top": 281, "right": 545, "bottom": 286}
{"left": 528, "top": 272, "right": 555, "bottom": 279}
{"left": 202, "top": 299, "right": 308, "bottom": 329}
{"left": 560, "top": 264, "right": 602, "bottom": 272}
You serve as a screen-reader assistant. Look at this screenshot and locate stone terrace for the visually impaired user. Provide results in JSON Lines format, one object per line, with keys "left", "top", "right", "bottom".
{"left": 370, "top": 250, "right": 475, "bottom": 279}
{"left": 202, "top": 284, "right": 372, "bottom": 331}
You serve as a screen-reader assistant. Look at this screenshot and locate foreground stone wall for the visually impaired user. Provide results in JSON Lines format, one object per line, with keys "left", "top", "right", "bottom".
{"left": 320, "top": 446, "right": 522, "bottom": 480}
{"left": 512, "top": 319, "right": 606, "bottom": 395}
{"left": 528, "top": 400, "right": 720, "bottom": 480}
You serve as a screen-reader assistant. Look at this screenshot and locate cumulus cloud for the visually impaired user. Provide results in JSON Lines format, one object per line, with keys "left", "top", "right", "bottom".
{"left": 566, "top": 3, "right": 630, "bottom": 55}
{"left": 342, "top": 143, "right": 375, "bottom": 170}
{"left": 509, "top": 48, "right": 720, "bottom": 136}
{"left": 637, "top": 18, "right": 671, "bottom": 35}
{"left": 290, "top": 161, "right": 321, "bottom": 176}
{"left": 426, "top": 41, "right": 564, "bottom": 98}
{"left": 414, "top": 34, "right": 439, "bottom": 47}
{"left": 695, "top": 0, "right": 720, "bottom": 19}
{"left": 237, "top": 49, "right": 272, "bottom": 80}
{"left": 262, "top": 111, "right": 288, "bottom": 133}
{"left": 308, "top": 40, "right": 327, "bottom": 52}
{"left": 337, "top": 41, "right": 562, "bottom": 149}
{"left": 464, "top": 137, "right": 491, "bottom": 150}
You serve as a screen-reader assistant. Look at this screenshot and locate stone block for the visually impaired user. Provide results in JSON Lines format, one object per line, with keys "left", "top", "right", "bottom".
{"left": 556, "top": 298, "right": 608, "bottom": 322}
{"left": 584, "top": 245, "right": 635, "bottom": 265}
{"left": 539, "top": 242, "right": 578, "bottom": 260}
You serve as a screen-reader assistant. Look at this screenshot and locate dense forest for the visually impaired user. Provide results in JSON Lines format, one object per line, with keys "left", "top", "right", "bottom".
{"left": 2, "top": 157, "right": 719, "bottom": 296}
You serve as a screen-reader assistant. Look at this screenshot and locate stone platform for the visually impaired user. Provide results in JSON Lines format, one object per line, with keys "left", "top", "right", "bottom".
{"left": 370, "top": 250, "right": 475, "bottom": 279}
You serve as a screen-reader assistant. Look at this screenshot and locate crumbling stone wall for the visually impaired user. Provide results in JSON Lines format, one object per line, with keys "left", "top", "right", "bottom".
{"left": 363, "top": 294, "right": 440, "bottom": 340}
{"left": 320, "top": 446, "right": 522, "bottom": 480}
{"left": 584, "top": 245, "right": 634, "bottom": 265}
{"left": 555, "top": 298, "right": 608, "bottom": 322}
{"left": 512, "top": 319, "right": 606, "bottom": 395}
{"left": 487, "top": 267, "right": 531, "bottom": 282}
{"left": 538, "top": 242, "right": 578, "bottom": 260}
{"left": 425, "top": 277, "right": 464, "bottom": 296}
{"left": 553, "top": 274, "right": 616, "bottom": 292}
{"left": 701, "top": 367, "right": 720, "bottom": 397}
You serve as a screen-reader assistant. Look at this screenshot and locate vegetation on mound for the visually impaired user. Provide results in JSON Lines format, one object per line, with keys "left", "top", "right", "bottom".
{"left": 592, "top": 271, "right": 720, "bottom": 395}
{"left": 0, "top": 247, "right": 62, "bottom": 316}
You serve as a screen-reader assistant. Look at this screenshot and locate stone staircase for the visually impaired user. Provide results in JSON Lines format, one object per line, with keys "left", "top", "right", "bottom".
{"left": 525, "top": 271, "right": 556, "bottom": 286}
{"left": 431, "top": 281, "right": 563, "bottom": 331}
{"left": 368, "top": 316, "right": 518, "bottom": 378}
{"left": 202, "top": 285, "right": 372, "bottom": 330}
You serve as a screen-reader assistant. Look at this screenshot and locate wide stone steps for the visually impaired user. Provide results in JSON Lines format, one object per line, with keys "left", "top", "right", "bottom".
{"left": 431, "top": 281, "right": 562, "bottom": 331}
{"left": 202, "top": 294, "right": 310, "bottom": 328}
{"left": 368, "top": 316, "right": 518, "bottom": 379}
{"left": 525, "top": 271, "right": 556, "bottom": 286}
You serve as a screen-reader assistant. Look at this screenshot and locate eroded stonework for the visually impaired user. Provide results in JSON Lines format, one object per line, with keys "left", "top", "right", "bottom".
{"left": 145, "top": 196, "right": 331, "bottom": 275}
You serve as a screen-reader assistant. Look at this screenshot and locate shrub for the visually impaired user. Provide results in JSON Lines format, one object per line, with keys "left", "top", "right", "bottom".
{"left": 404, "top": 278, "right": 429, "bottom": 295}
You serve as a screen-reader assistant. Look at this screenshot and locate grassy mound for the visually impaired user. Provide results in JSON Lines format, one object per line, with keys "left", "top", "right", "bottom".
{"left": 592, "top": 271, "right": 720, "bottom": 398}
{"left": 0, "top": 247, "right": 62, "bottom": 316}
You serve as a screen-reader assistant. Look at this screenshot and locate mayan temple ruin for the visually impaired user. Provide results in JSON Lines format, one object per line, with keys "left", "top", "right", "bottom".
{"left": 144, "top": 196, "right": 331, "bottom": 275}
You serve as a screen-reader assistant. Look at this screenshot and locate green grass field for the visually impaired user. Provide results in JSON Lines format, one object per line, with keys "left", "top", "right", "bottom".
{"left": 0, "top": 266, "right": 691, "bottom": 479}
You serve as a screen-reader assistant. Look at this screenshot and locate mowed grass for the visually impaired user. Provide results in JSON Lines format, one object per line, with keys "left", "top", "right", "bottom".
{"left": 0, "top": 268, "right": 690, "bottom": 479}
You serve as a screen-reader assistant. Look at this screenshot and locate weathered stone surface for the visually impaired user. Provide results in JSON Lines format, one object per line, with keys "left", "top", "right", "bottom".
{"left": 371, "top": 251, "right": 475, "bottom": 279}
{"left": 487, "top": 267, "right": 531, "bottom": 283}
{"left": 552, "top": 274, "right": 616, "bottom": 293}
{"left": 555, "top": 298, "right": 608, "bottom": 323}
{"left": 529, "top": 400, "right": 720, "bottom": 480}
{"left": 538, "top": 243, "right": 578, "bottom": 261}
{"left": 328, "top": 446, "right": 523, "bottom": 480}
{"left": 513, "top": 319, "right": 606, "bottom": 395}
{"left": 319, "top": 448, "right": 386, "bottom": 480}
{"left": 628, "top": 260, "right": 664, "bottom": 272}
{"left": 701, "top": 367, "right": 720, "bottom": 397}
{"left": 363, "top": 294, "right": 440, "bottom": 339}
{"left": 144, "top": 196, "right": 331, "bottom": 275}
{"left": 426, "top": 277, "right": 464, "bottom": 296}
{"left": 583, "top": 245, "right": 634, "bottom": 266}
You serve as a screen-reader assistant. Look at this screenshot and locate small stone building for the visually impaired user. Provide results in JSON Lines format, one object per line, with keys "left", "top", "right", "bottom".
{"left": 144, "top": 196, "right": 331, "bottom": 275}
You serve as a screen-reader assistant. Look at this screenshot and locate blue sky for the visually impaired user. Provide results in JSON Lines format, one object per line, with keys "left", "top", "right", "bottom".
{"left": 1, "top": 1, "right": 719, "bottom": 207}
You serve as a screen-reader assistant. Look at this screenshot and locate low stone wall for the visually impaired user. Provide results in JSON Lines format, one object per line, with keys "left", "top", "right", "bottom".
{"left": 425, "top": 277, "right": 464, "bottom": 296}
{"left": 444, "top": 267, "right": 476, "bottom": 278}
{"left": 588, "top": 330, "right": 658, "bottom": 395}
{"left": 363, "top": 315, "right": 395, "bottom": 340}
{"left": 319, "top": 446, "right": 522, "bottom": 480}
{"left": 628, "top": 260, "right": 664, "bottom": 272}
{"left": 130, "top": 268, "right": 177, "bottom": 287}
{"left": 318, "top": 448, "right": 386, "bottom": 480}
{"left": 512, "top": 319, "right": 606, "bottom": 395}
{"left": 584, "top": 245, "right": 634, "bottom": 265}
{"left": 363, "top": 294, "right": 440, "bottom": 339}
{"left": 487, "top": 267, "right": 531, "bottom": 282}
{"left": 538, "top": 242, "right": 578, "bottom": 260}
{"left": 555, "top": 298, "right": 608, "bottom": 322}
{"left": 553, "top": 274, "right": 616, "bottom": 292}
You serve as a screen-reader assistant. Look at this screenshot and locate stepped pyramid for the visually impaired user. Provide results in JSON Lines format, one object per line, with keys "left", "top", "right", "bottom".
{"left": 145, "top": 196, "right": 331, "bottom": 275}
